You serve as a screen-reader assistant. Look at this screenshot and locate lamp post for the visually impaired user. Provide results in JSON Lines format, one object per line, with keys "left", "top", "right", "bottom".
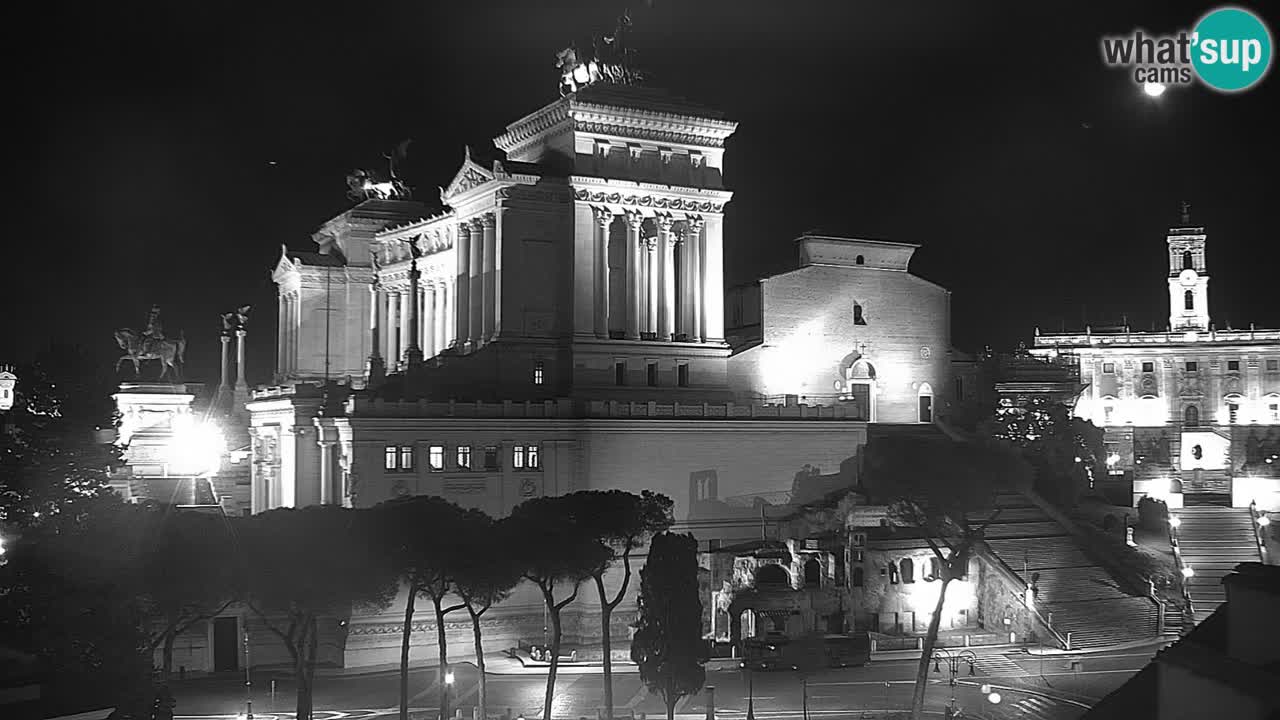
{"left": 931, "top": 648, "right": 976, "bottom": 718}
{"left": 740, "top": 654, "right": 756, "bottom": 720}
{"left": 243, "top": 629, "right": 253, "bottom": 720}
{"left": 444, "top": 668, "right": 455, "bottom": 720}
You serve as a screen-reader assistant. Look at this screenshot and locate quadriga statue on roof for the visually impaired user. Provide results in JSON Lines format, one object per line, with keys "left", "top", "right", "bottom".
{"left": 115, "top": 305, "right": 186, "bottom": 382}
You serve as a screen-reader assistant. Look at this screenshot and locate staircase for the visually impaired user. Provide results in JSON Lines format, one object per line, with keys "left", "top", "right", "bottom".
{"left": 1182, "top": 469, "right": 1233, "bottom": 506}
{"left": 977, "top": 493, "right": 1161, "bottom": 649}
{"left": 1174, "top": 506, "right": 1262, "bottom": 623}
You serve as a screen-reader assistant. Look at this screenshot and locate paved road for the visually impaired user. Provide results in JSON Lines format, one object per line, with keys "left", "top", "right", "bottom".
{"left": 166, "top": 645, "right": 1162, "bottom": 720}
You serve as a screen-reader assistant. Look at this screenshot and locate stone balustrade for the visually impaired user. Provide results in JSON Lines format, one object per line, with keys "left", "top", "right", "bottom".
{"left": 341, "top": 396, "right": 862, "bottom": 420}
{"left": 1036, "top": 327, "right": 1280, "bottom": 347}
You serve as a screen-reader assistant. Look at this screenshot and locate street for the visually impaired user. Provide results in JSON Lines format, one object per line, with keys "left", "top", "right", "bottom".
{"left": 162, "top": 644, "right": 1162, "bottom": 720}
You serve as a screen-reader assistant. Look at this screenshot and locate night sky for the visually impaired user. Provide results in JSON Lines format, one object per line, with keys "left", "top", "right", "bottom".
{"left": 9, "top": 0, "right": 1279, "bottom": 393}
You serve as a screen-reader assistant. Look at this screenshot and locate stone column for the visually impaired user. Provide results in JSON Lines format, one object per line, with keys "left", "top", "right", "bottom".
{"left": 423, "top": 282, "right": 436, "bottom": 358}
{"left": 703, "top": 215, "right": 725, "bottom": 343}
{"left": 386, "top": 290, "right": 399, "bottom": 369}
{"left": 468, "top": 218, "right": 484, "bottom": 349}
{"left": 399, "top": 287, "right": 415, "bottom": 368}
{"left": 367, "top": 285, "right": 385, "bottom": 385}
{"left": 404, "top": 254, "right": 423, "bottom": 369}
{"left": 318, "top": 439, "right": 335, "bottom": 505}
{"left": 455, "top": 223, "right": 471, "bottom": 349}
{"left": 286, "top": 293, "right": 297, "bottom": 373}
{"left": 646, "top": 237, "right": 659, "bottom": 336}
{"left": 219, "top": 333, "right": 232, "bottom": 392}
{"left": 444, "top": 278, "right": 455, "bottom": 348}
{"left": 276, "top": 296, "right": 286, "bottom": 378}
{"left": 658, "top": 215, "right": 677, "bottom": 341}
{"left": 625, "top": 211, "right": 643, "bottom": 340}
{"left": 593, "top": 207, "right": 613, "bottom": 338}
{"left": 687, "top": 216, "right": 706, "bottom": 342}
{"left": 436, "top": 282, "right": 448, "bottom": 352}
{"left": 481, "top": 213, "right": 497, "bottom": 342}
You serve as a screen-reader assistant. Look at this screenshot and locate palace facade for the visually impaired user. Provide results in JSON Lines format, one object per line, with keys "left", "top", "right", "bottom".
{"left": 1032, "top": 216, "right": 1280, "bottom": 509}
{"left": 245, "top": 80, "right": 960, "bottom": 668}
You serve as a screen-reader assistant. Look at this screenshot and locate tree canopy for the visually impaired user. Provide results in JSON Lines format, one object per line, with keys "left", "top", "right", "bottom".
{"left": 631, "top": 532, "right": 706, "bottom": 720}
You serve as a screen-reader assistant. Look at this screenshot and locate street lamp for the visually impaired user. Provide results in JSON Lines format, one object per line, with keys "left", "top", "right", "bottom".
{"left": 1182, "top": 565, "right": 1195, "bottom": 578}
{"left": 444, "top": 668, "right": 455, "bottom": 720}
{"left": 932, "top": 649, "right": 976, "bottom": 718}
{"left": 1169, "top": 515, "right": 1182, "bottom": 529}
{"left": 243, "top": 629, "right": 253, "bottom": 720}
{"left": 1143, "top": 81, "right": 1167, "bottom": 98}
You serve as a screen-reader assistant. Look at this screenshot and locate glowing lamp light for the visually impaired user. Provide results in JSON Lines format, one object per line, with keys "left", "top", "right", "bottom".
{"left": 1182, "top": 565, "right": 1195, "bottom": 578}
{"left": 170, "top": 416, "right": 225, "bottom": 476}
{"left": 1258, "top": 515, "right": 1271, "bottom": 527}
{"left": 1107, "top": 453, "right": 1121, "bottom": 467}
{"left": 445, "top": 670, "right": 455, "bottom": 685}
{"left": 987, "top": 692, "right": 1002, "bottom": 705}
{"left": 1143, "top": 82, "right": 1167, "bottom": 98}
{"left": 1169, "top": 516, "right": 1182, "bottom": 529}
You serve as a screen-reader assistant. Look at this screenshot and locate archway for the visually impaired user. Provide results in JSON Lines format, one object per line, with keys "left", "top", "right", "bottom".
{"left": 1184, "top": 404, "right": 1200, "bottom": 427}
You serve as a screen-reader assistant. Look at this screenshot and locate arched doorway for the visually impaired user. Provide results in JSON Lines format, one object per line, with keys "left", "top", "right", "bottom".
{"left": 841, "top": 357, "right": 877, "bottom": 421}
{"left": 918, "top": 382, "right": 934, "bottom": 423}
{"left": 1184, "top": 404, "right": 1200, "bottom": 427}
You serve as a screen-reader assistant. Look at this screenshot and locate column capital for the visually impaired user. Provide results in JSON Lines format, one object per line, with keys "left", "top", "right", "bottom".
{"left": 592, "top": 206, "right": 615, "bottom": 228}
{"left": 684, "top": 214, "right": 705, "bottom": 234}
{"left": 480, "top": 212, "right": 497, "bottom": 229}
{"left": 468, "top": 216, "right": 485, "bottom": 232}
{"left": 458, "top": 221, "right": 474, "bottom": 237}
{"left": 656, "top": 213, "right": 676, "bottom": 232}
{"left": 625, "top": 210, "right": 645, "bottom": 230}
{"left": 644, "top": 236, "right": 659, "bottom": 252}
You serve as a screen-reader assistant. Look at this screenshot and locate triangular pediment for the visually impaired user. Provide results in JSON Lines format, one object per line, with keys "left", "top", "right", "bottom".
{"left": 441, "top": 147, "right": 495, "bottom": 202}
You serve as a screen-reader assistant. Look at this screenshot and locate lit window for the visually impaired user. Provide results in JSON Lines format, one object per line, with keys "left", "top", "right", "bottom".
{"left": 456, "top": 446, "right": 472, "bottom": 470}
{"left": 1228, "top": 403, "right": 1239, "bottom": 424}
{"left": 385, "top": 445, "right": 414, "bottom": 473}
{"left": 533, "top": 361, "right": 545, "bottom": 385}
{"left": 385, "top": 446, "right": 397, "bottom": 471}
{"left": 1186, "top": 361, "right": 1198, "bottom": 372}
{"left": 1227, "top": 360, "right": 1240, "bottom": 372}
{"left": 615, "top": 361, "right": 626, "bottom": 386}
{"left": 429, "top": 445, "right": 444, "bottom": 471}
{"left": 398, "top": 446, "right": 414, "bottom": 471}
{"left": 647, "top": 362, "right": 658, "bottom": 387}
{"left": 527, "top": 444, "right": 540, "bottom": 469}
{"left": 514, "top": 445, "right": 525, "bottom": 469}
{"left": 1103, "top": 406, "right": 1114, "bottom": 425}
{"left": 484, "top": 446, "right": 499, "bottom": 471}
{"left": 1103, "top": 363, "right": 1115, "bottom": 374}
{"left": 1268, "top": 359, "right": 1279, "bottom": 371}
{"left": 1142, "top": 361, "right": 1154, "bottom": 373}
{"left": 678, "top": 363, "right": 690, "bottom": 388}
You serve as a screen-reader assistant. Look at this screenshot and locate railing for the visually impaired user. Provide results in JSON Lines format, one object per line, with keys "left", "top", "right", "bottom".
{"left": 1250, "top": 500, "right": 1269, "bottom": 561}
{"left": 1168, "top": 514, "right": 1196, "bottom": 622}
{"left": 341, "top": 396, "right": 866, "bottom": 420}
{"left": 1034, "top": 327, "right": 1280, "bottom": 347}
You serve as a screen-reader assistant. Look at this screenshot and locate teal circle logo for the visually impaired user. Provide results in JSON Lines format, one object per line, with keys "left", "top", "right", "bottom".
{"left": 1192, "top": 7, "right": 1272, "bottom": 92}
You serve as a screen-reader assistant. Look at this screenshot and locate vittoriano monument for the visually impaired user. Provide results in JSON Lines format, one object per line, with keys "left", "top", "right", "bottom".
{"left": 115, "top": 305, "right": 186, "bottom": 382}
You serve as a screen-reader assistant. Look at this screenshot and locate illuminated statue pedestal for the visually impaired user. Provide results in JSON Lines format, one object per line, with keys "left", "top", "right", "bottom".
{"left": 111, "top": 383, "right": 225, "bottom": 507}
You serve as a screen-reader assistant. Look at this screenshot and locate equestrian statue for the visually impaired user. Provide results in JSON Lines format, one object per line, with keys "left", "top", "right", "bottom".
{"left": 115, "top": 305, "right": 187, "bottom": 381}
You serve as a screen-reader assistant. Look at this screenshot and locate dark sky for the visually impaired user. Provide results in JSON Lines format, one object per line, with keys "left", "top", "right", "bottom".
{"left": 8, "top": 0, "right": 1279, "bottom": 391}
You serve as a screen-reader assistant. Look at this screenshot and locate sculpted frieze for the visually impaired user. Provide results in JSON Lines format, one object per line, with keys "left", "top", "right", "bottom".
{"left": 572, "top": 188, "right": 723, "bottom": 213}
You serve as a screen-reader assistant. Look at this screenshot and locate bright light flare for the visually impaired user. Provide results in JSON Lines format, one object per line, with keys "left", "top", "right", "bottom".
{"left": 1258, "top": 515, "right": 1271, "bottom": 527}
{"left": 1169, "top": 516, "right": 1182, "bottom": 529}
{"left": 170, "top": 416, "right": 225, "bottom": 475}
{"left": 1182, "top": 565, "right": 1195, "bottom": 578}
{"left": 987, "top": 692, "right": 1002, "bottom": 704}
{"left": 445, "top": 671, "right": 455, "bottom": 685}
{"left": 1107, "top": 453, "right": 1121, "bottom": 467}
{"left": 1143, "top": 82, "right": 1167, "bottom": 98}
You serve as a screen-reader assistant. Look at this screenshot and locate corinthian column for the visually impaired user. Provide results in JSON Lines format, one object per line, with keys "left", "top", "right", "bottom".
{"left": 625, "top": 211, "right": 643, "bottom": 340}
{"left": 386, "top": 290, "right": 399, "bottom": 369}
{"left": 658, "top": 215, "right": 676, "bottom": 341}
{"left": 593, "top": 207, "right": 613, "bottom": 338}
{"left": 367, "top": 284, "right": 385, "bottom": 386}
{"left": 423, "top": 282, "right": 436, "bottom": 358}
{"left": 481, "top": 213, "right": 497, "bottom": 342}
{"left": 645, "top": 237, "right": 659, "bottom": 336}
{"left": 455, "top": 223, "right": 471, "bottom": 350}
{"left": 686, "top": 216, "right": 705, "bottom": 343}
{"left": 404, "top": 247, "right": 423, "bottom": 369}
{"left": 468, "top": 218, "right": 484, "bottom": 349}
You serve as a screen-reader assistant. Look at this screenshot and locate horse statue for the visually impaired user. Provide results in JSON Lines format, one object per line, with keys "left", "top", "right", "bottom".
{"left": 115, "top": 328, "right": 186, "bottom": 381}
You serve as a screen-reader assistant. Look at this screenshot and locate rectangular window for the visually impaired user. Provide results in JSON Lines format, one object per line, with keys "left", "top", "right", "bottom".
{"left": 647, "top": 362, "right": 658, "bottom": 387}
{"left": 615, "top": 361, "right": 626, "bottom": 386}
{"left": 527, "top": 444, "right": 540, "bottom": 469}
{"left": 456, "top": 445, "right": 472, "bottom": 470}
{"left": 398, "top": 446, "right": 414, "bottom": 471}
{"left": 1270, "top": 403, "right": 1279, "bottom": 422}
{"left": 1103, "top": 362, "right": 1115, "bottom": 374}
{"left": 514, "top": 445, "right": 525, "bottom": 469}
{"left": 1103, "top": 406, "right": 1114, "bottom": 425}
{"left": 1227, "top": 360, "right": 1240, "bottom": 372}
{"left": 484, "top": 446, "right": 499, "bottom": 471}
{"left": 533, "top": 361, "right": 545, "bottom": 385}
{"left": 678, "top": 363, "right": 690, "bottom": 388}
{"left": 428, "top": 445, "right": 445, "bottom": 471}
{"left": 1142, "top": 361, "right": 1154, "bottom": 373}
{"left": 1228, "top": 403, "right": 1239, "bottom": 424}
{"left": 385, "top": 445, "right": 414, "bottom": 472}
{"left": 1268, "top": 359, "right": 1279, "bottom": 371}
{"left": 1186, "top": 361, "right": 1198, "bottom": 372}
{"left": 385, "top": 446, "right": 397, "bottom": 471}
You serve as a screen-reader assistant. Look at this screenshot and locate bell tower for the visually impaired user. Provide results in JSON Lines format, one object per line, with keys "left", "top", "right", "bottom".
{"left": 1167, "top": 202, "right": 1210, "bottom": 332}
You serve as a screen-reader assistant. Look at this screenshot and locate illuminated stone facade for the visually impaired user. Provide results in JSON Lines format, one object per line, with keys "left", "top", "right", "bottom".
{"left": 1033, "top": 220, "right": 1280, "bottom": 509}
{"left": 247, "top": 82, "right": 957, "bottom": 668}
